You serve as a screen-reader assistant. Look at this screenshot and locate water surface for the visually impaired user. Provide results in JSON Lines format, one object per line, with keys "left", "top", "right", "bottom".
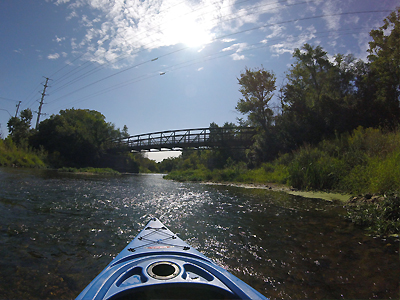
{"left": 0, "top": 168, "right": 398, "bottom": 299}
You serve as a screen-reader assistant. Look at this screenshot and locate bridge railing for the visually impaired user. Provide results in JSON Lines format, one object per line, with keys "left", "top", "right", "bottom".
{"left": 110, "top": 127, "right": 256, "bottom": 152}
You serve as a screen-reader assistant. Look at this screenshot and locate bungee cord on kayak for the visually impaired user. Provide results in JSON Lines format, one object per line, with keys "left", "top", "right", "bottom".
{"left": 127, "top": 224, "right": 191, "bottom": 252}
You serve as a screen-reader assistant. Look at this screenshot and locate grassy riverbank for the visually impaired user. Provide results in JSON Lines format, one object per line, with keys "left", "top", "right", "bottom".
{"left": 0, "top": 139, "right": 121, "bottom": 175}
{"left": 165, "top": 127, "right": 400, "bottom": 236}
{"left": 0, "top": 138, "right": 47, "bottom": 168}
{"left": 58, "top": 167, "right": 120, "bottom": 175}
{"left": 166, "top": 127, "right": 400, "bottom": 194}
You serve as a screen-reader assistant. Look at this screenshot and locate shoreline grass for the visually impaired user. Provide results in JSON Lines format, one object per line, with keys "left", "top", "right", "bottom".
{"left": 58, "top": 167, "right": 120, "bottom": 175}
{"left": 0, "top": 138, "right": 47, "bottom": 168}
{"left": 165, "top": 127, "right": 400, "bottom": 195}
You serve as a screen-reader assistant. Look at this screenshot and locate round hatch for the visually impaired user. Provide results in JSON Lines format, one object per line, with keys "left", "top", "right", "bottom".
{"left": 147, "top": 262, "right": 180, "bottom": 280}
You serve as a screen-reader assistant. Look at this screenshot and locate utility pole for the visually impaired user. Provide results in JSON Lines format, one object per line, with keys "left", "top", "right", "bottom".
{"left": 15, "top": 101, "right": 21, "bottom": 117}
{"left": 36, "top": 77, "right": 50, "bottom": 130}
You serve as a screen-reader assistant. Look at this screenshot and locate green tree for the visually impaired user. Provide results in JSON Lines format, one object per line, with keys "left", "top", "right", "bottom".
{"left": 236, "top": 67, "right": 276, "bottom": 131}
{"left": 207, "top": 122, "right": 246, "bottom": 169}
{"left": 235, "top": 67, "right": 278, "bottom": 165}
{"left": 278, "top": 44, "right": 361, "bottom": 149}
{"left": 158, "top": 156, "right": 180, "bottom": 173}
{"left": 31, "top": 108, "right": 119, "bottom": 167}
{"left": 367, "top": 7, "right": 400, "bottom": 127}
{"left": 122, "top": 125, "right": 130, "bottom": 138}
{"left": 7, "top": 108, "right": 33, "bottom": 146}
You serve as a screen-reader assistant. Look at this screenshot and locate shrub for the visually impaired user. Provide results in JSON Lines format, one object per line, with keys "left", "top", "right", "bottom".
{"left": 368, "top": 151, "right": 400, "bottom": 194}
{"left": 346, "top": 193, "right": 400, "bottom": 236}
{"left": 287, "top": 146, "right": 345, "bottom": 190}
{"left": 340, "top": 164, "right": 371, "bottom": 194}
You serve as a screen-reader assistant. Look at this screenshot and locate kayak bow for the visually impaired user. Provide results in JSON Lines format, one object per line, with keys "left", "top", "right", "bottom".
{"left": 76, "top": 217, "right": 268, "bottom": 300}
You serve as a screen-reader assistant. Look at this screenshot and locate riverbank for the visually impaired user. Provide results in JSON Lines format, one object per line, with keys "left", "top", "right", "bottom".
{"left": 199, "top": 180, "right": 398, "bottom": 237}
{"left": 58, "top": 167, "right": 121, "bottom": 175}
{"left": 201, "top": 181, "right": 352, "bottom": 202}
{"left": 0, "top": 139, "right": 47, "bottom": 168}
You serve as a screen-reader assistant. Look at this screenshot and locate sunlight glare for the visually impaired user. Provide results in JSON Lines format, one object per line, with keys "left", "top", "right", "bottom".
{"left": 162, "top": 5, "right": 213, "bottom": 48}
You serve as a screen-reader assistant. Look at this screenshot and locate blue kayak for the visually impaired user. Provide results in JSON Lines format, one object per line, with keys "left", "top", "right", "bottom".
{"left": 76, "top": 217, "right": 268, "bottom": 300}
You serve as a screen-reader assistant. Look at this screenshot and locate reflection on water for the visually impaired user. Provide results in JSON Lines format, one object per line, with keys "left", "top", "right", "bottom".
{"left": 0, "top": 168, "right": 398, "bottom": 299}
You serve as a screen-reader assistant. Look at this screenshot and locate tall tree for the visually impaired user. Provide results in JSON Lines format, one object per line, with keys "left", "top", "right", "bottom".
{"left": 7, "top": 108, "right": 33, "bottom": 146}
{"left": 236, "top": 67, "right": 276, "bottom": 131}
{"left": 236, "top": 67, "right": 277, "bottom": 164}
{"left": 367, "top": 7, "right": 400, "bottom": 127}
{"left": 278, "top": 44, "right": 362, "bottom": 149}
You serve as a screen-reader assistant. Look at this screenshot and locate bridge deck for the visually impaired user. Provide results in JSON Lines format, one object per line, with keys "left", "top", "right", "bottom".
{"left": 111, "top": 127, "right": 255, "bottom": 152}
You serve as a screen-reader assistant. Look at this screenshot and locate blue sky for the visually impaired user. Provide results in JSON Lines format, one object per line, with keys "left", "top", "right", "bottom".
{"left": 0, "top": 0, "right": 398, "bottom": 161}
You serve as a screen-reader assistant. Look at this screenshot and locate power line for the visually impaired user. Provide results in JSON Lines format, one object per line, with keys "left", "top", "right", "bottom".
{"left": 46, "top": 9, "right": 389, "bottom": 109}
{"left": 0, "top": 109, "right": 12, "bottom": 117}
{"left": 45, "top": 0, "right": 317, "bottom": 98}
{"left": 0, "top": 96, "right": 20, "bottom": 102}
{"left": 47, "top": 0, "right": 194, "bottom": 85}
{"left": 47, "top": 27, "right": 369, "bottom": 113}
{"left": 46, "top": 0, "right": 264, "bottom": 94}
{"left": 21, "top": 81, "right": 47, "bottom": 111}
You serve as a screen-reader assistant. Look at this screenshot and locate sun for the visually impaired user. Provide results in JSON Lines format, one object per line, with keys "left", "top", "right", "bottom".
{"left": 162, "top": 6, "right": 213, "bottom": 48}
{"left": 179, "top": 21, "right": 213, "bottom": 48}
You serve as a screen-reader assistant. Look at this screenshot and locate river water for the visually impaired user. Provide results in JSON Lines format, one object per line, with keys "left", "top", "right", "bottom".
{"left": 0, "top": 168, "right": 398, "bottom": 300}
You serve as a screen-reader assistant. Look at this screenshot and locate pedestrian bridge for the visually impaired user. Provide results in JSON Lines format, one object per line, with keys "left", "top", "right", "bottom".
{"left": 110, "top": 127, "right": 256, "bottom": 152}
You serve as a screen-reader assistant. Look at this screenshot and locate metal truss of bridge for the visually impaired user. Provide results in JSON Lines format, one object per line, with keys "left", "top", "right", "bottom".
{"left": 111, "top": 127, "right": 256, "bottom": 152}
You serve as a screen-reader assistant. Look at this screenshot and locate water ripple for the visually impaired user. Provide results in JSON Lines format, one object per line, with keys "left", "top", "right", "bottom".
{"left": 0, "top": 168, "right": 398, "bottom": 299}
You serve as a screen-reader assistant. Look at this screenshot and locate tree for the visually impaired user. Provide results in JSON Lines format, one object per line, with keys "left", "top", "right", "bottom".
{"left": 207, "top": 122, "right": 246, "bottom": 168}
{"left": 122, "top": 125, "right": 129, "bottom": 138}
{"left": 7, "top": 108, "right": 33, "bottom": 146}
{"left": 235, "top": 67, "right": 278, "bottom": 164}
{"left": 30, "top": 108, "right": 119, "bottom": 167}
{"left": 278, "top": 44, "right": 362, "bottom": 149}
{"left": 367, "top": 7, "right": 400, "bottom": 127}
{"left": 236, "top": 67, "right": 276, "bottom": 131}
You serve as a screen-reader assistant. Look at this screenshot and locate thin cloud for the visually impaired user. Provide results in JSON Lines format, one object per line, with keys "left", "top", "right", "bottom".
{"left": 48, "top": 53, "right": 61, "bottom": 60}
{"left": 222, "top": 42, "right": 248, "bottom": 60}
{"left": 52, "top": 0, "right": 382, "bottom": 66}
{"left": 269, "top": 25, "right": 317, "bottom": 56}
{"left": 54, "top": 0, "right": 71, "bottom": 5}
{"left": 322, "top": 0, "right": 342, "bottom": 30}
{"left": 54, "top": 35, "right": 66, "bottom": 43}
{"left": 261, "top": 24, "right": 285, "bottom": 43}
{"left": 354, "top": 31, "right": 372, "bottom": 61}
{"left": 54, "top": 0, "right": 283, "bottom": 65}
{"left": 231, "top": 53, "right": 245, "bottom": 60}
{"left": 345, "top": 14, "right": 360, "bottom": 25}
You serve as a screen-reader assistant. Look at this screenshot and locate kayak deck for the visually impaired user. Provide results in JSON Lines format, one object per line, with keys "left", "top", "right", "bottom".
{"left": 76, "top": 218, "right": 268, "bottom": 300}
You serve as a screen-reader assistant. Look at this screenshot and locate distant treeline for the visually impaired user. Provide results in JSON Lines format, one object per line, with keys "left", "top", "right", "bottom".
{"left": 2, "top": 107, "right": 159, "bottom": 172}
{"left": 164, "top": 127, "right": 400, "bottom": 194}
